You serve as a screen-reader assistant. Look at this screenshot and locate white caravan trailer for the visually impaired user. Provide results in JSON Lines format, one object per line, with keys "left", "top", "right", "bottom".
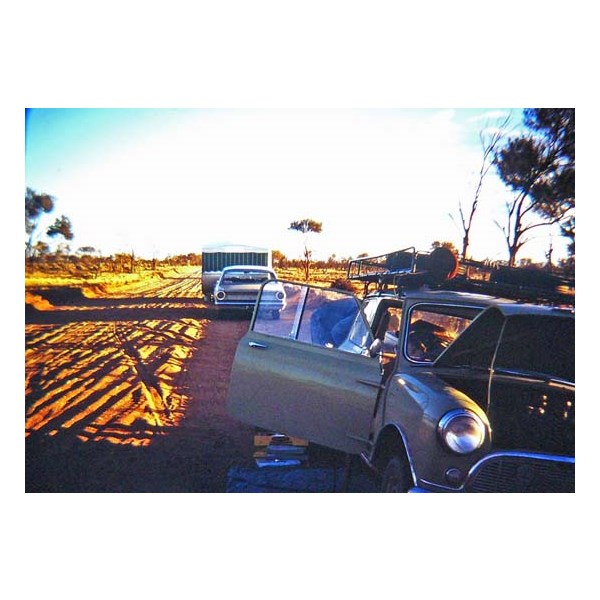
{"left": 202, "top": 244, "right": 272, "bottom": 300}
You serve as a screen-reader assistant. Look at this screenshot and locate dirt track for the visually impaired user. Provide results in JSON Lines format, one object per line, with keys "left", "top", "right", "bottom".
{"left": 25, "top": 268, "right": 257, "bottom": 492}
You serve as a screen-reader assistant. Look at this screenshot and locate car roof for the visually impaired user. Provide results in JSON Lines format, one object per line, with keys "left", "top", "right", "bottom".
{"left": 366, "top": 288, "right": 515, "bottom": 306}
{"left": 488, "top": 302, "right": 574, "bottom": 318}
{"left": 406, "top": 289, "right": 515, "bottom": 305}
{"left": 364, "top": 288, "right": 575, "bottom": 318}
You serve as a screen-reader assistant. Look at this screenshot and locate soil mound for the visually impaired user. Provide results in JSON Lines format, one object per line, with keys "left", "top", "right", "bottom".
{"left": 27, "top": 286, "right": 88, "bottom": 306}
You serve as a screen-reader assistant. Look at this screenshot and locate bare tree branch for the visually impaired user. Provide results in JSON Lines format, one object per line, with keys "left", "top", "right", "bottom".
{"left": 456, "top": 114, "right": 511, "bottom": 260}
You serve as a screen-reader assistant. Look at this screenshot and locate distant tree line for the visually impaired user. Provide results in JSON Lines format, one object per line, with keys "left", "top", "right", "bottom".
{"left": 273, "top": 250, "right": 354, "bottom": 272}
{"left": 26, "top": 248, "right": 202, "bottom": 277}
{"left": 26, "top": 241, "right": 572, "bottom": 281}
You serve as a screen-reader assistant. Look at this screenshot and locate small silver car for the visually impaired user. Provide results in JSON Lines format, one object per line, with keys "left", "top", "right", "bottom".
{"left": 213, "top": 265, "right": 286, "bottom": 316}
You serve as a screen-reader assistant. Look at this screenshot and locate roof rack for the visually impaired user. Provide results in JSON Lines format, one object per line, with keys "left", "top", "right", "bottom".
{"left": 347, "top": 247, "right": 574, "bottom": 306}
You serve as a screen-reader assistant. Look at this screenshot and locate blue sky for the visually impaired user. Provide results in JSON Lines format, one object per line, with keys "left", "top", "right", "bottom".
{"left": 25, "top": 107, "right": 569, "bottom": 264}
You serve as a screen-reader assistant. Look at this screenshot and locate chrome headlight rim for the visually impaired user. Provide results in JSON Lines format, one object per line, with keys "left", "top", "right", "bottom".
{"left": 215, "top": 290, "right": 227, "bottom": 301}
{"left": 438, "top": 409, "right": 485, "bottom": 455}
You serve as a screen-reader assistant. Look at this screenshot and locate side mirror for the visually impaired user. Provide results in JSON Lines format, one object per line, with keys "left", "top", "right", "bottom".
{"left": 369, "top": 338, "right": 383, "bottom": 358}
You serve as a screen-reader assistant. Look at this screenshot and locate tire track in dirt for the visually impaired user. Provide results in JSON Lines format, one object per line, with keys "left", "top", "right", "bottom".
{"left": 25, "top": 268, "right": 255, "bottom": 492}
{"left": 101, "top": 268, "right": 205, "bottom": 299}
{"left": 112, "top": 322, "right": 174, "bottom": 423}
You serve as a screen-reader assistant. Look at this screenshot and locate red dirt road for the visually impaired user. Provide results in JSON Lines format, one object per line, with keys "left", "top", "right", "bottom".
{"left": 25, "top": 268, "right": 256, "bottom": 492}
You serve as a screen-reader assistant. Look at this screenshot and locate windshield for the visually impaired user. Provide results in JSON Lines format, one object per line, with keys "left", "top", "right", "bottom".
{"left": 222, "top": 270, "right": 273, "bottom": 284}
{"left": 405, "top": 303, "right": 482, "bottom": 363}
{"left": 434, "top": 307, "right": 504, "bottom": 369}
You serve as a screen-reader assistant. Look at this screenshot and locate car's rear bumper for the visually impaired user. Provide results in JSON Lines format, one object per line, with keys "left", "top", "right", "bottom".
{"left": 214, "top": 300, "right": 285, "bottom": 313}
{"left": 214, "top": 301, "right": 256, "bottom": 310}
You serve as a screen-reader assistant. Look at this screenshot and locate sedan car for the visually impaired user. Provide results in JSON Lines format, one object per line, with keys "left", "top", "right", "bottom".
{"left": 213, "top": 265, "right": 285, "bottom": 316}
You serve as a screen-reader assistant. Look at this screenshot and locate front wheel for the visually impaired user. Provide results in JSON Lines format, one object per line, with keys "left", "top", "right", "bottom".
{"left": 380, "top": 454, "right": 411, "bottom": 493}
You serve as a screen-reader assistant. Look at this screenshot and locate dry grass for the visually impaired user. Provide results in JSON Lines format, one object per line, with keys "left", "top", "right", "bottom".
{"left": 25, "top": 264, "right": 361, "bottom": 295}
{"left": 25, "top": 264, "right": 195, "bottom": 292}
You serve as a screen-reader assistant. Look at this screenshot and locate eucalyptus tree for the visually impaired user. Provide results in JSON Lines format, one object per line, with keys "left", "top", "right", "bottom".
{"left": 289, "top": 218, "right": 323, "bottom": 280}
{"left": 47, "top": 215, "right": 74, "bottom": 242}
{"left": 493, "top": 108, "right": 574, "bottom": 266}
{"left": 25, "top": 187, "right": 55, "bottom": 258}
{"left": 453, "top": 114, "right": 511, "bottom": 261}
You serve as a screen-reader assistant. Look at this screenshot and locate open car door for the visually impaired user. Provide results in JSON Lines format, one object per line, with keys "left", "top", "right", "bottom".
{"left": 227, "top": 281, "right": 384, "bottom": 455}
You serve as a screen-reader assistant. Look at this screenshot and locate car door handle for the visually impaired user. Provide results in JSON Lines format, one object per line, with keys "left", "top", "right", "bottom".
{"left": 248, "top": 341, "right": 268, "bottom": 349}
{"left": 356, "top": 378, "right": 384, "bottom": 390}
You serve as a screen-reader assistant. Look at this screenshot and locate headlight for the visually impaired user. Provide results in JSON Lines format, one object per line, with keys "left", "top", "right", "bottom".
{"left": 438, "top": 409, "right": 485, "bottom": 454}
{"left": 275, "top": 290, "right": 285, "bottom": 301}
{"left": 215, "top": 290, "right": 226, "bottom": 301}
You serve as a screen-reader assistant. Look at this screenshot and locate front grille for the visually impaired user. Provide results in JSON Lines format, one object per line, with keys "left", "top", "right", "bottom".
{"left": 464, "top": 453, "right": 574, "bottom": 492}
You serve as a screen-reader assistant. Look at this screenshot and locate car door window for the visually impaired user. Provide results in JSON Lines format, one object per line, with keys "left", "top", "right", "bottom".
{"left": 376, "top": 306, "right": 403, "bottom": 355}
{"left": 253, "top": 281, "right": 303, "bottom": 338}
{"left": 253, "top": 281, "right": 372, "bottom": 354}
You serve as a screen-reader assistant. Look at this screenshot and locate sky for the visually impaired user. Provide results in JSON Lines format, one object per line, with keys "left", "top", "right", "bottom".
{"left": 24, "top": 107, "right": 571, "bottom": 265}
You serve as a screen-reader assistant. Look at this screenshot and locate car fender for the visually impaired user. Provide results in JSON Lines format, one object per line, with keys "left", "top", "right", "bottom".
{"left": 372, "top": 370, "right": 491, "bottom": 488}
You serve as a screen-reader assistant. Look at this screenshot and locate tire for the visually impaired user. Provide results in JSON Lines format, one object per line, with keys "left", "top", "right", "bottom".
{"left": 381, "top": 454, "right": 411, "bottom": 493}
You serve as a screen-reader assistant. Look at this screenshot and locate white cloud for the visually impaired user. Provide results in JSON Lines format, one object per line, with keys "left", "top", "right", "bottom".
{"left": 467, "top": 109, "right": 512, "bottom": 123}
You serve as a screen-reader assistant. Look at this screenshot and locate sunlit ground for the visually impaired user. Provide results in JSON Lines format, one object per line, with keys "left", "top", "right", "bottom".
{"left": 25, "top": 265, "right": 348, "bottom": 448}
{"left": 26, "top": 317, "right": 207, "bottom": 446}
{"left": 25, "top": 267, "right": 207, "bottom": 447}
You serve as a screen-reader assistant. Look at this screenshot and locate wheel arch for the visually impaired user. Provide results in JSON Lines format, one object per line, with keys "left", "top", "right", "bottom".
{"left": 371, "top": 424, "right": 415, "bottom": 484}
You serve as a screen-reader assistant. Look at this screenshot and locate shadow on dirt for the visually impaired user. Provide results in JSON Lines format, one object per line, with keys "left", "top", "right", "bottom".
{"left": 26, "top": 286, "right": 255, "bottom": 324}
{"left": 25, "top": 285, "right": 259, "bottom": 492}
{"left": 28, "top": 286, "right": 89, "bottom": 305}
{"left": 25, "top": 300, "right": 252, "bottom": 325}
{"left": 28, "top": 285, "right": 209, "bottom": 306}
{"left": 25, "top": 416, "right": 256, "bottom": 493}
